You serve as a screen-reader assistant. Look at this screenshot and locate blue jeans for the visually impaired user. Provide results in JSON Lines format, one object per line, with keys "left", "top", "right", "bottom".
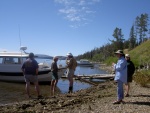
{"left": 117, "top": 80, "right": 124, "bottom": 100}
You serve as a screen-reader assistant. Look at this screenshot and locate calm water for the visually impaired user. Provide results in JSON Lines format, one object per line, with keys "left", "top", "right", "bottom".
{"left": 58, "top": 60, "right": 108, "bottom": 75}
{"left": 37, "top": 59, "right": 108, "bottom": 75}
{"left": 0, "top": 60, "right": 108, "bottom": 105}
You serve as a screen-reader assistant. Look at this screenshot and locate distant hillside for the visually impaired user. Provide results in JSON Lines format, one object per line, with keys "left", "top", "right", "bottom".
{"left": 126, "top": 40, "right": 150, "bottom": 67}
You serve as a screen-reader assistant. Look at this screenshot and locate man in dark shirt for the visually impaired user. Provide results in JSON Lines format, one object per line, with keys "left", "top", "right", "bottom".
{"left": 21, "top": 52, "right": 42, "bottom": 98}
{"left": 124, "top": 54, "right": 135, "bottom": 97}
{"left": 50, "top": 56, "right": 59, "bottom": 96}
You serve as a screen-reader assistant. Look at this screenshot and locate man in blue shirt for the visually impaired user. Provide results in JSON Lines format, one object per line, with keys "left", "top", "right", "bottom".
{"left": 21, "top": 52, "right": 42, "bottom": 99}
{"left": 112, "top": 50, "right": 127, "bottom": 104}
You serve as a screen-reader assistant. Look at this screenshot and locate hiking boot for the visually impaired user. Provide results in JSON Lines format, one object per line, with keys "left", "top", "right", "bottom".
{"left": 68, "top": 90, "right": 73, "bottom": 93}
{"left": 125, "top": 94, "right": 129, "bottom": 97}
{"left": 68, "top": 86, "right": 73, "bottom": 93}
{"left": 37, "top": 95, "right": 43, "bottom": 99}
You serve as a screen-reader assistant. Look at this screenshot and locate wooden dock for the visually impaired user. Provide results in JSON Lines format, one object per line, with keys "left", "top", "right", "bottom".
{"left": 61, "top": 74, "right": 115, "bottom": 80}
{"left": 61, "top": 74, "right": 115, "bottom": 86}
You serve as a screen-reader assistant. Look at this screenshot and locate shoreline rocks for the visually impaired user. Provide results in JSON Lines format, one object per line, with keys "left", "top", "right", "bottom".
{"left": 0, "top": 81, "right": 150, "bottom": 113}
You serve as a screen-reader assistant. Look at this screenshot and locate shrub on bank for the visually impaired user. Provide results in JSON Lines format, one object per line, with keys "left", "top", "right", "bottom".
{"left": 104, "top": 56, "right": 117, "bottom": 65}
{"left": 134, "top": 70, "right": 150, "bottom": 87}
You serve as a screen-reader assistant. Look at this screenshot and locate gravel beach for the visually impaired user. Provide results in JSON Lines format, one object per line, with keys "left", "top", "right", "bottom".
{"left": 0, "top": 80, "right": 149, "bottom": 113}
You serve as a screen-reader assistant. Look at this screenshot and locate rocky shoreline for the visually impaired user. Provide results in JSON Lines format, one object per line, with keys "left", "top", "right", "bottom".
{"left": 98, "top": 64, "right": 114, "bottom": 74}
{"left": 0, "top": 80, "right": 150, "bottom": 113}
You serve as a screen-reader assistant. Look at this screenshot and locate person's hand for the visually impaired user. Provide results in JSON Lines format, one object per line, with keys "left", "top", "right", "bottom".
{"left": 114, "top": 80, "right": 117, "bottom": 83}
{"left": 112, "top": 62, "right": 115, "bottom": 66}
{"left": 66, "top": 57, "right": 69, "bottom": 60}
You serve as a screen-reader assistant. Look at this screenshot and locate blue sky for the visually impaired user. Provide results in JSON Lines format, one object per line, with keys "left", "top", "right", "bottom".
{"left": 0, "top": 0, "right": 150, "bottom": 56}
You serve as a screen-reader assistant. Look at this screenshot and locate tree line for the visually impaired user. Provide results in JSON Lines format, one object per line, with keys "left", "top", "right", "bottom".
{"left": 77, "top": 13, "right": 150, "bottom": 62}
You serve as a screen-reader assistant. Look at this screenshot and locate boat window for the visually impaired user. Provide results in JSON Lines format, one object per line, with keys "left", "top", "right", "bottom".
{"left": 4, "top": 57, "right": 20, "bottom": 64}
{"left": 22, "top": 58, "right": 27, "bottom": 62}
{"left": 35, "top": 58, "right": 52, "bottom": 67}
{"left": 0, "top": 57, "right": 3, "bottom": 64}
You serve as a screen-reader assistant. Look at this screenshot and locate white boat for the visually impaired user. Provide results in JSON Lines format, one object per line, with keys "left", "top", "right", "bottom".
{"left": 0, "top": 47, "right": 66, "bottom": 83}
{"left": 77, "top": 59, "right": 94, "bottom": 67}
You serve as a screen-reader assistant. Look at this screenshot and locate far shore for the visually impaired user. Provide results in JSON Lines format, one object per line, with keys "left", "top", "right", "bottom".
{"left": 98, "top": 63, "right": 113, "bottom": 74}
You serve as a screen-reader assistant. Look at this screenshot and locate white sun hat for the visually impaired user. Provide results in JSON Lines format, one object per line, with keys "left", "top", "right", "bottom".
{"left": 66, "top": 52, "right": 73, "bottom": 56}
{"left": 125, "top": 54, "right": 130, "bottom": 57}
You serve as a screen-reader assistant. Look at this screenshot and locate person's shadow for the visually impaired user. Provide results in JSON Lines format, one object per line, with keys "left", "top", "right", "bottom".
{"left": 126, "top": 94, "right": 150, "bottom": 106}
{"left": 126, "top": 101, "right": 150, "bottom": 106}
{"left": 132, "top": 94, "right": 150, "bottom": 97}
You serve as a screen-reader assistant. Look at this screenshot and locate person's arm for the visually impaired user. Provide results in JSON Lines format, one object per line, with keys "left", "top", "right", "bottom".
{"left": 21, "top": 68, "right": 25, "bottom": 75}
{"left": 115, "top": 59, "right": 126, "bottom": 71}
{"left": 21, "top": 63, "right": 25, "bottom": 75}
{"left": 131, "top": 61, "right": 135, "bottom": 74}
{"left": 67, "top": 59, "right": 73, "bottom": 68}
{"left": 36, "top": 68, "right": 38, "bottom": 75}
{"left": 35, "top": 60, "right": 39, "bottom": 75}
{"left": 112, "top": 62, "right": 116, "bottom": 68}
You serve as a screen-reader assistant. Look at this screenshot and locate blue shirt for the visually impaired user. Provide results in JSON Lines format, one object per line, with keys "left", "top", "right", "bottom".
{"left": 21, "top": 58, "right": 39, "bottom": 75}
{"left": 113, "top": 56, "right": 127, "bottom": 83}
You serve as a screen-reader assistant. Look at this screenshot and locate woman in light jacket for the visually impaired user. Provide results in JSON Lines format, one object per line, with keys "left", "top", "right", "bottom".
{"left": 112, "top": 50, "right": 127, "bottom": 104}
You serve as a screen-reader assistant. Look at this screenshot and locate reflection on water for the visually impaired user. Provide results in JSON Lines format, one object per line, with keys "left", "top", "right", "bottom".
{"left": 58, "top": 60, "right": 108, "bottom": 75}
{"left": 57, "top": 79, "right": 91, "bottom": 93}
{"left": 0, "top": 79, "right": 91, "bottom": 105}
{"left": 36, "top": 59, "right": 109, "bottom": 75}
{"left": 75, "top": 66, "right": 108, "bottom": 75}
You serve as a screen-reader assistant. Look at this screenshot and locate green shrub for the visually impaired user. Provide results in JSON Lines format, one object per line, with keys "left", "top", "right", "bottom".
{"left": 134, "top": 70, "right": 150, "bottom": 87}
{"left": 104, "top": 56, "right": 117, "bottom": 65}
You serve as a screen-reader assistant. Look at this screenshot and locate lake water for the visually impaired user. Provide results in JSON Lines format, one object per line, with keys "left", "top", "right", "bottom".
{"left": 0, "top": 60, "right": 108, "bottom": 105}
{"left": 58, "top": 60, "right": 108, "bottom": 75}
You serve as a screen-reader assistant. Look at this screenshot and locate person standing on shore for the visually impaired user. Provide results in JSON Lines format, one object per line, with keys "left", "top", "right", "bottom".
{"left": 50, "top": 56, "right": 59, "bottom": 96}
{"left": 21, "top": 52, "right": 42, "bottom": 99}
{"left": 112, "top": 50, "right": 127, "bottom": 104}
{"left": 66, "top": 52, "right": 77, "bottom": 93}
{"left": 124, "top": 54, "right": 135, "bottom": 97}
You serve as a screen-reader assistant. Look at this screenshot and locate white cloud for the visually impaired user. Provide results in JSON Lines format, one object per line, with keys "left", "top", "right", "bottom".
{"left": 54, "top": 0, "right": 74, "bottom": 5}
{"left": 78, "top": 0, "right": 86, "bottom": 6}
{"left": 59, "top": 7, "right": 77, "bottom": 15}
{"left": 54, "top": 0, "right": 101, "bottom": 28}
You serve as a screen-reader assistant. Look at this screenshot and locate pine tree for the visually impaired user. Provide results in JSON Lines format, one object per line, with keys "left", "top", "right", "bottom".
{"left": 129, "top": 25, "right": 136, "bottom": 49}
{"left": 112, "top": 27, "right": 124, "bottom": 50}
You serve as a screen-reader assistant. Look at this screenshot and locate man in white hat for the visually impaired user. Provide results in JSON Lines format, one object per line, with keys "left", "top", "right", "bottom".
{"left": 112, "top": 50, "right": 127, "bottom": 104}
{"left": 66, "top": 52, "right": 77, "bottom": 93}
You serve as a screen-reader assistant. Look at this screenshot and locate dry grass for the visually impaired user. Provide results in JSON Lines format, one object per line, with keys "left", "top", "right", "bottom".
{"left": 134, "top": 70, "right": 150, "bottom": 87}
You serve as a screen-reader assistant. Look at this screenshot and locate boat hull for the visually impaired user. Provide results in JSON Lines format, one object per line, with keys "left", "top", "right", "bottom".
{"left": 0, "top": 70, "right": 51, "bottom": 76}
{"left": 0, "top": 69, "right": 66, "bottom": 83}
{"left": 77, "top": 63, "right": 94, "bottom": 67}
{"left": 78, "top": 59, "right": 94, "bottom": 67}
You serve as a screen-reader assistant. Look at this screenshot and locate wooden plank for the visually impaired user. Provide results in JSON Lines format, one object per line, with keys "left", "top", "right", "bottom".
{"left": 74, "top": 75, "right": 98, "bottom": 86}
{"left": 61, "top": 74, "right": 115, "bottom": 79}
{"left": 61, "top": 74, "right": 115, "bottom": 86}
{"left": 61, "top": 75, "right": 98, "bottom": 86}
